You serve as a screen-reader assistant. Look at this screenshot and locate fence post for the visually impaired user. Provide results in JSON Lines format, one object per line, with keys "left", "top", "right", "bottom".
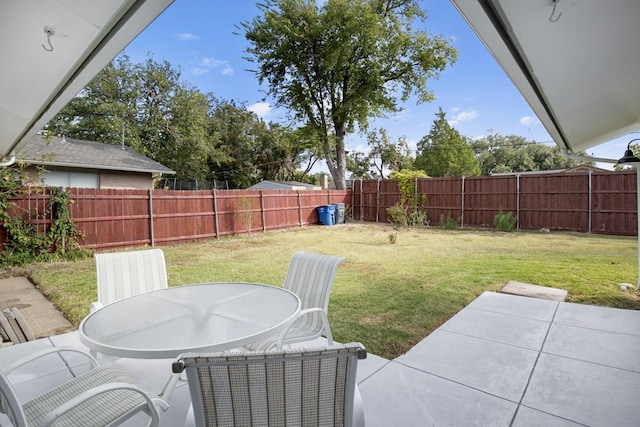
{"left": 516, "top": 174, "right": 521, "bottom": 230}
{"left": 260, "top": 190, "right": 266, "bottom": 231}
{"left": 148, "top": 189, "right": 155, "bottom": 246}
{"left": 297, "top": 191, "right": 303, "bottom": 227}
{"left": 213, "top": 189, "right": 219, "bottom": 240}
{"left": 461, "top": 176, "right": 465, "bottom": 228}
{"left": 414, "top": 177, "right": 418, "bottom": 217}
{"left": 587, "top": 169, "right": 593, "bottom": 234}
{"left": 351, "top": 180, "right": 354, "bottom": 221}
{"left": 376, "top": 179, "right": 381, "bottom": 223}
{"left": 360, "top": 179, "right": 363, "bottom": 221}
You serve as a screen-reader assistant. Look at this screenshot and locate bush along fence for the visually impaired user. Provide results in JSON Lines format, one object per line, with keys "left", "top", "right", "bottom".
{"left": 0, "top": 188, "right": 350, "bottom": 250}
{"left": 351, "top": 170, "right": 638, "bottom": 236}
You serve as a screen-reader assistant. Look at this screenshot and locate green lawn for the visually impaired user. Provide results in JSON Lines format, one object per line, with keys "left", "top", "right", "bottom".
{"left": 17, "top": 222, "right": 640, "bottom": 359}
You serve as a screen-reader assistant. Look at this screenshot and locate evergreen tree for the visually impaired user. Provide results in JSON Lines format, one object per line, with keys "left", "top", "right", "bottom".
{"left": 415, "top": 108, "right": 480, "bottom": 177}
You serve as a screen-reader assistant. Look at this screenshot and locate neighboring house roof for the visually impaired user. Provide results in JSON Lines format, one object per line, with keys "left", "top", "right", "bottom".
{"left": 248, "top": 180, "right": 322, "bottom": 191}
{"left": 491, "top": 165, "right": 609, "bottom": 177}
{"left": 18, "top": 135, "right": 174, "bottom": 175}
{"left": 450, "top": 1, "right": 640, "bottom": 155}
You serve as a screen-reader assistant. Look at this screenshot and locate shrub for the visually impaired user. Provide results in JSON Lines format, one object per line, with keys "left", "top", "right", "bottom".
{"left": 0, "top": 174, "right": 88, "bottom": 266}
{"left": 387, "top": 205, "right": 408, "bottom": 227}
{"left": 493, "top": 208, "right": 517, "bottom": 232}
{"left": 440, "top": 212, "right": 460, "bottom": 230}
{"left": 386, "top": 170, "right": 429, "bottom": 227}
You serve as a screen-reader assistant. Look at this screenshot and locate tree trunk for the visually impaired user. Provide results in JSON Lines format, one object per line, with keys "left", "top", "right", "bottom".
{"left": 324, "top": 123, "right": 347, "bottom": 190}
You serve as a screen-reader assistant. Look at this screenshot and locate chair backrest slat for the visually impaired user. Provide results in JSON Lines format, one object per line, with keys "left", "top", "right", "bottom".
{"left": 94, "top": 248, "right": 167, "bottom": 306}
{"left": 178, "top": 343, "right": 365, "bottom": 427}
{"left": 283, "top": 251, "right": 346, "bottom": 335}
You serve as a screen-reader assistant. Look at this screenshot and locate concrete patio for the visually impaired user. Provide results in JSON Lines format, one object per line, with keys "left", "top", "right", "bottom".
{"left": 1, "top": 291, "right": 639, "bottom": 426}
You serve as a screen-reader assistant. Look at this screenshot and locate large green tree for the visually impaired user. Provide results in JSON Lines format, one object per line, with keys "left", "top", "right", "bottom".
{"left": 365, "top": 128, "right": 414, "bottom": 179}
{"left": 209, "top": 100, "right": 318, "bottom": 187}
{"left": 46, "top": 55, "right": 139, "bottom": 145}
{"left": 415, "top": 108, "right": 480, "bottom": 177}
{"left": 472, "top": 132, "right": 591, "bottom": 175}
{"left": 47, "top": 55, "right": 321, "bottom": 186}
{"left": 46, "top": 55, "right": 219, "bottom": 181}
{"left": 243, "top": 0, "right": 457, "bottom": 189}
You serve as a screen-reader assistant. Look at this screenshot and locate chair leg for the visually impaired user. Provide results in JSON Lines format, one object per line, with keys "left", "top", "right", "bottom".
{"left": 319, "top": 310, "right": 334, "bottom": 345}
{"left": 158, "top": 372, "right": 182, "bottom": 403}
{"left": 353, "top": 385, "right": 365, "bottom": 427}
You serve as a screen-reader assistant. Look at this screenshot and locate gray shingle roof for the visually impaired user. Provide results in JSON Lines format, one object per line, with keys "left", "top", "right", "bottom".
{"left": 248, "top": 180, "right": 322, "bottom": 190}
{"left": 18, "top": 135, "right": 174, "bottom": 175}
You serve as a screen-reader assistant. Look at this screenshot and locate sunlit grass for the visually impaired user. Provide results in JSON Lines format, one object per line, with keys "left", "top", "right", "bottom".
{"left": 22, "top": 222, "right": 640, "bottom": 359}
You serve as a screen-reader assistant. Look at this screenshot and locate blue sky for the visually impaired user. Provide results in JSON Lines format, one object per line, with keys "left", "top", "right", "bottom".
{"left": 123, "top": 0, "right": 632, "bottom": 171}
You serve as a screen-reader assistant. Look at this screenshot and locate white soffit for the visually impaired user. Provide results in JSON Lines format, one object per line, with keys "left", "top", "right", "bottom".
{"left": 450, "top": 0, "right": 640, "bottom": 153}
{"left": 0, "top": 0, "right": 174, "bottom": 161}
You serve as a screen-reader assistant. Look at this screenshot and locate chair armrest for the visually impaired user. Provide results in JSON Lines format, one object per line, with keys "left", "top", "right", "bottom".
{"left": 275, "top": 308, "right": 334, "bottom": 349}
{"left": 4, "top": 346, "right": 99, "bottom": 376}
{"left": 39, "top": 382, "right": 165, "bottom": 427}
{"left": 89, "top": 301, "right": 103, "bottom": 313}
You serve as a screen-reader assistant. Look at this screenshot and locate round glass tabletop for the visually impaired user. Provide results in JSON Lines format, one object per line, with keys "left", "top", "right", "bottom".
{"left": 79, "top": 282, "right": 300, "bottom": 358}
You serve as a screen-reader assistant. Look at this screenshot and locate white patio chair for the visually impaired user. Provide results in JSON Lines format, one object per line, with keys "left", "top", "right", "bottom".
{"left": 173, "top": 342, "right": 367, "bottom": 427}
{"left": 90, "top": 248, "right": 168, "bottom": 312}
{"left": 0, "top": 346, "right": 166, "bottom": 427}
{"left": 246, "top": 251, "right": 346, "bottom": 351}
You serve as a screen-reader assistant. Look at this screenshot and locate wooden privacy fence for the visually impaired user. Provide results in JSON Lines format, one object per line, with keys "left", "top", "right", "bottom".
{"left": 351, "top": 170, "right": 638, "bottom": 236}
{"left": 3, "top": 189, "right": 349, "bottom": 250}
{"left": 2, "top": 170, "right": 637, "bottom": 252}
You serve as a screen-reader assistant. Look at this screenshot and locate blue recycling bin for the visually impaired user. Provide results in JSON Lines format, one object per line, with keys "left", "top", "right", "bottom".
{"left": 317, "top": 205, "right": 336, "bottom": 226}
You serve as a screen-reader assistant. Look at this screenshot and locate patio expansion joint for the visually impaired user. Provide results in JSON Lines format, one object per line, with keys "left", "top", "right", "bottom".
{"left": 514, "top": 404, "right": 591, "bottom": 427}
{"left": 551, "top": 320, "right": 640, "bottom": 338}
{"left": 436, "top": 327, "right": 548, "bottom": 353}
{"left": 392, "top": 358, "right": 522, "bottom": 405}
{"left": 356, "top": 360, "right": 392, "bottom": 385}
{"left": 464, "top": 303, "right": 559, "bottom": 323}
{"left": 508, "top": 300, "right": 560, "bottom": 426}
{"left": 539, "top": 349, "right": 640, "bottom": 376}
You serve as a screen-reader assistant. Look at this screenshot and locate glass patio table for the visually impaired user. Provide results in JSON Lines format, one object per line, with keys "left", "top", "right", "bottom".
{"left": 79, "top": 282, "right": 301, "bottom": 359}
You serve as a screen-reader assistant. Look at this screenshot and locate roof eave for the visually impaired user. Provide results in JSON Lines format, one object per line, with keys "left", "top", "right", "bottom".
{"left": 450, "top": 0, "right": 569, "bottom": 151}
{"left": 21, "top": 158, "right": 175, "bottom": 175}
{"left": 2, "top": 0, "right": 174, "bottom": 160}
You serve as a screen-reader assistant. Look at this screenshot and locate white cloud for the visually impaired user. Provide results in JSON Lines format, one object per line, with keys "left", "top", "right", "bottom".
{"left": 190, "top": 57, "right": 234, "bottom": 77}
{"left": 191, "top": 68, "right": 209, "bottom": 76}
{"left": 201, "top": 58, "right": 223, "bottom": 67}
{"left": 520, "top": 116, "right": 539, "bottom": 126}
{"left": 406, "top": 138, "right": 419, "bottom": 153}
{"left": 247, "top": 102, "right": 271, "bottom": 118}
{"left": 448, "top": 110, "right": 478, "bottom": 126}
{"left": 176, "top": 33, "right": 199, "bottom": 41}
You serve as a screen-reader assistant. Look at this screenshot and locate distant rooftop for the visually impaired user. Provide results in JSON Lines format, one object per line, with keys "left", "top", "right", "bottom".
{"left": 490, "top": 165, "right": 609, "bottom": 177}
{"left": 248, "top": 180, "right": 322, "bottom": 190}
{"left": 19, "top": 135, "right": 174, "bottom": 175}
